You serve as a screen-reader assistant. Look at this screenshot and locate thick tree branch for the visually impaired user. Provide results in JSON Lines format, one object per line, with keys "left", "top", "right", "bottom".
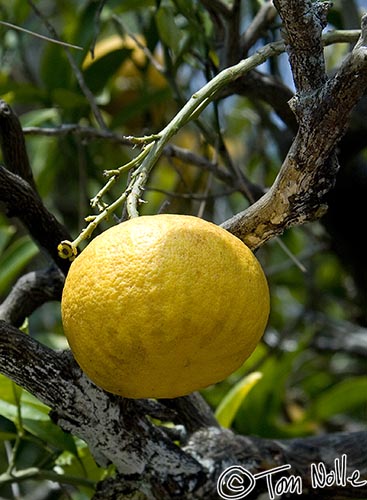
{"left": 0, "top": 266, "right": 64, "bottom": 327}
{"left": 0, "top": 166, "right": 71, "bottom": 274}
{"left": 0, "top": 321, "right": 366, "bottom": 499}
{"left": 0, "top": 322, "right": 204, "bottom": 490}
{"left": 0, "top": 100, "right": 38, "bottom": 191}
{"left": 222, "top": 14, "right": 367, "bottom": 249}
{"left": 181, "top": 427, "right": 367, "bottom": 499}
{"left": 0, "top": 101, "right": 72, "bottom": 274}
{"left": 273, "top": 0, "right": 330, "bottom": 91}
{"left": 160, "top": 393, "right": 220, "bottom": 434}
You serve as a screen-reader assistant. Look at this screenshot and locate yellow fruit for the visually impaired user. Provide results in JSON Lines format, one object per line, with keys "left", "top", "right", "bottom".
{"left": 61, "top": 214, "right": 270, "bottom": 399}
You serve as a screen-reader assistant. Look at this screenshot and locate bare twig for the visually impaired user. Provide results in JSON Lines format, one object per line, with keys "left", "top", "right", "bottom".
{"left": 240, "top": 0, "right": 278, "bottom": 56}
{"left": 0, "top": 20, "right": 83, "bottom": 50}
{"left": 28, "top": 0, "right": 107, "bottom": 130}
{"left": 23, "top": 124, "right": 135, "bottom": 145}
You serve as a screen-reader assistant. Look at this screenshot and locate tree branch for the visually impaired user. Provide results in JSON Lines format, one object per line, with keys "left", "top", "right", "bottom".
{"left": 181, "top": 427, "right": 367, "bottom": 499}
{"left": 273, "top": 0, "right": 330, "bottom": 91}
{"left": 240, "top": 1, "right": 278, "bottom": 56}
{"left": 1, "top": 321, "right": 366, "bottom": 499}
{"left": 0, "top": 166, "right": 71, "bottom": 274}
{"left": 0, "top": 266, "right": 64, "bottom": 327}
{"left": 222, "top": 14, "right": 367, "bottom": 249}
{"left": 221, "top": 69, "right": 297, "bottom": 131}
{"left": 0, "top": 100, "right": 72, "bottom": 274}
{"left": 0, "top": 100, "right": 38, "bottom": 191}
{"left": 28, "top": 0, "right": 107, "bottom": 130}
{"left": 160, "top": 393, "right": 220, "bottom": 435}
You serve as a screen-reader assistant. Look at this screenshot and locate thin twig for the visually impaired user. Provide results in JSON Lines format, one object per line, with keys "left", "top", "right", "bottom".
{"left": 28, "top": 0, "right": 107, "bottom": 130}
{"left": 0, "top": 20, "right": 83, "bottom": 50}
{"left": 111, "top": 14, "right": 165, "bottom": 73}
{"left": 240, "top": 1, "right": 278, "bottom": 56}
{"left": 23, "top": 124, "right": 134, "bottom": 145}
{"left": 0, "top": 467, "right": 95, "bottom": 489}
{"left": 56, "top": 39, "right": 285, "bottom": 258}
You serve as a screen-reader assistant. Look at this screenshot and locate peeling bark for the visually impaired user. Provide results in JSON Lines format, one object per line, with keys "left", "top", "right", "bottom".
{"left": 223, "top": 10, "right": 367, "bottom": 250}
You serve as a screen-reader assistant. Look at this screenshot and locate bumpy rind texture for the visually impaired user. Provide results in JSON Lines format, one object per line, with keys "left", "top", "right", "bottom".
{"left": 61, "top": 214, "right": 270, "bottom": 398}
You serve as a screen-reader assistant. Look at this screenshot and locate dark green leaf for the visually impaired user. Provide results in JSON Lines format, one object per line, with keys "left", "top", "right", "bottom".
{"left": 83, "top": 48, "right": 132, "bottom": 94}
{"left": 307, "top": 377, "right": 367, "bottom": 421}
{"left": 0, "top": 236, "right": 38, "bottom": 296}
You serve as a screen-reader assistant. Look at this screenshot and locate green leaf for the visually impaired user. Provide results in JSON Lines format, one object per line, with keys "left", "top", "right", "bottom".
{"left": 51, "top": 88, "right": 88, "bottom": 109}
{"left": 0, "top": 224, "right": 15, "bottom": 255}
{"left": 23, "top": 418, "right": 77, "bottom": 453}
{"left": 155, "top": 6, "right": 181, "bottom": 54}
{"left": 57, "top": 442, "right": 109, "bottom": 486}
{"left": 215, "top": 372, "right": 263, "bottom": 428}
{"left": 109, "top": 0, "right": 155, "bottom": 12}
{"left": 41, "top": 43, "right": 73, "bottom": 92}
{"left": 0, "top": 236, "right": 38, "bottom": 296}
{"left": 70, "top": 1, "right": 105, "bottom": 58}
{"left": 0, "top": 431, "right": 18, "bottom": 441}
{"left": 0, "top": 376, "right": 77, "bottom": 454}
{"left": 19, "top": 108, "right": 60, "bottom": 127}
{"left": 0, "top": 374, "right": 21, "bottom": 405}
{"left": 83, "top": 48, "right": 132, "bottom": 94}
{"left": 306, "top": 377, "right": 367, "bottom": 421}
{"left": 232, "top": 348, "right": 301, "bottom": 437}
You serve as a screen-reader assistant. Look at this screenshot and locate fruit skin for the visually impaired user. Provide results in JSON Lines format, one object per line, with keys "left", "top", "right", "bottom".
{"left": 61, "top": 214, "right": 270, "bottom": 399}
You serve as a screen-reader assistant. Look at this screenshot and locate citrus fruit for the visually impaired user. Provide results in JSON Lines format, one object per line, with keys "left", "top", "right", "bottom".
{"left": 61, "top": 214, "right": 270, "bottom": 399}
